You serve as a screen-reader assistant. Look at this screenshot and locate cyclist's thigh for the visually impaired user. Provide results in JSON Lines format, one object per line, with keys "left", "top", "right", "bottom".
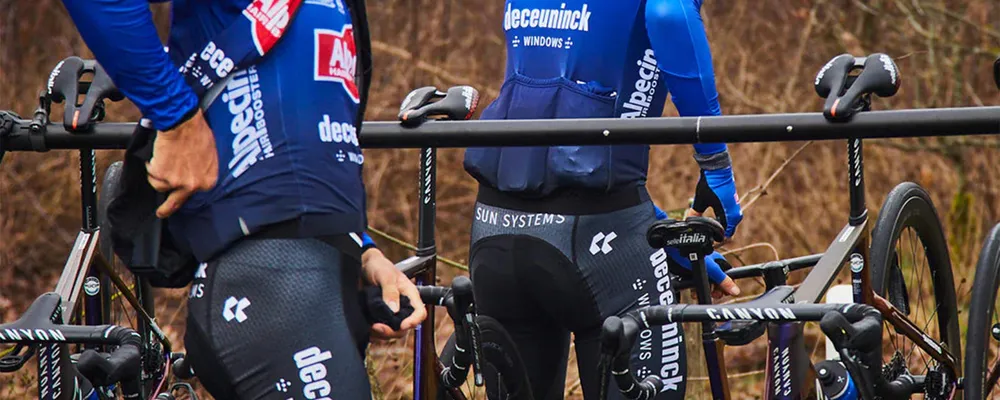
{"left": 573, "top": 202, "right": 687, "bottom": 399}
{"left": 469, "top": 234, "right": 572, "bottom": 400}
{"left": 185, "top": 238, "right": 371, "bottom": 400}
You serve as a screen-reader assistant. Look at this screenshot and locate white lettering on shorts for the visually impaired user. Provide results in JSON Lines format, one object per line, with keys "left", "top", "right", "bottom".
{"left": 474, "top": 207, "right": 566, "bottom": 228}
{"left": 294, "top": 346, "right": 334, "bottom": 400}
{"left": 635, "top": 248, "right": 683, "bottom": 392}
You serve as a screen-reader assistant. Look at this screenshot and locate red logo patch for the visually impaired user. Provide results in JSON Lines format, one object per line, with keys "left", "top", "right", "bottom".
{"left": 314, "top": 25, "right": 359, "bottom": 104}
{"left": 243, "top": 0, "right": 302, "bottom": 55}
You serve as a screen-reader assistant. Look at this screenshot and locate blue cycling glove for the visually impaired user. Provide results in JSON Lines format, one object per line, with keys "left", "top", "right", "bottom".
{"left": 652, "top": 204, "right": 731, "bottom": 285}
{"left": 691, "top": 147, "right": 743, "bottom": 238}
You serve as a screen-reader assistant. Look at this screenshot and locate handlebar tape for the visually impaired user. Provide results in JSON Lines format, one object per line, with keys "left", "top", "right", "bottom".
{"left": 74, "top": 327, "right": 143, "bottom": 390}
{"left": 440, "top": 276, "right": 481, "bottom": 388}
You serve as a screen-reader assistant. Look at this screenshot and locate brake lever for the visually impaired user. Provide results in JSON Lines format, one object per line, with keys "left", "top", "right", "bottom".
{"left": 448, "top": 276, "right": 483, "bottom": 386}
{"left": 466, "top": 309, "right": 484, "bottom": 386}
{"left": 838, "top": 348, "right": 878, "bottom": 400}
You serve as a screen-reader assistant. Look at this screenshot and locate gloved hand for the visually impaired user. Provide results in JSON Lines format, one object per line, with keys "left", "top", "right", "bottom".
{"left": 689, "top": 147, "right": 743, "bottom": 238}
{"left": 653, "top": 204, "right": 740, "bottom": 297}
{"left": 691, "top": 166, "right": 743, "bottom": 238}
{"left": 361, "top": 285, "right": 415, "bottom": 332}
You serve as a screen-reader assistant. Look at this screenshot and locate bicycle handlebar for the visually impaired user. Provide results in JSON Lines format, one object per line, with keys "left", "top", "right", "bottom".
{"left": 598, "top": 302, "right": 881, "bottom": 400}
{"left": 0, "top": 293, "right": 143, "bottom": 394}
{"left": 416, "top": 276, "right": 482, "bottom": 389}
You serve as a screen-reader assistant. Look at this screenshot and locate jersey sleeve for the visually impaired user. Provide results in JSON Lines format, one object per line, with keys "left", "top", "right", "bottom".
{"left": 62, "top": 0, "right": 199, "bottom": 131}
{"left": 645, "top": 0, "right": 726, "bottom": 156}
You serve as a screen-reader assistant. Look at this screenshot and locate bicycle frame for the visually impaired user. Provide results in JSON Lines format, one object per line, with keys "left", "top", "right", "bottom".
{"left": 688, "top": 103, "right": 961, "bottom": 399}
{"left": 16, "top": 93, "right": 171, "bottom": 400}
{"left": 394, "top": 144, "right": 470, "bottom": 400}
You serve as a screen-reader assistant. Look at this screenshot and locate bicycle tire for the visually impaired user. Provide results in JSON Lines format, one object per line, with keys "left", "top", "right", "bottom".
{"left": 438, "top": 315, "right": 535, "bottom": 400}
{"left": 97, "top": 161, "right": 165, "bottom": 399}
{"left": 869, "top": 182, "right": 961, "bottom": 394}
{"left": 963, "top": 222, "right": 1000, "bottom": 400}
{"left": 97, "top": 161, "right": 122, "bottom": 267}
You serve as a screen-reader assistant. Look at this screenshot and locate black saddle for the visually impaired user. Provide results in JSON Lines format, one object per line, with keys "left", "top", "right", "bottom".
{"left": 646, "top": 216, "right": 724, "bottom": 255}
{"left": 398, "top": 85, "right": 480, "bottom": 126}
{"left": 46, "top": 56, "right": 125, "bottom": 131}
{"left": 815, "top": 53, "right": 900, "bottom": 121}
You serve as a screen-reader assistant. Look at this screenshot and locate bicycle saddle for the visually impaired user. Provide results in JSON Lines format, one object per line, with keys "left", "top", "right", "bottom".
{"left": 397, "top": 85, "right": 480, "bottom": 127}
{"left": 46, "top": 56, "right": 125, "bottom": 131}
{"left": 815, "top": 53, "right": 900, "bottom": 121}
{"left": 646, "top": 216, "right": 724, "bottom": 254}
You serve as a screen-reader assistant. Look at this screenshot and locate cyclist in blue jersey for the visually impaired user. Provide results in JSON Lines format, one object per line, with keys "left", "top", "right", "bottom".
{"left": 462, "top": 0, "right": 742, "bottom": 398}
{"left": 60, "top": 0, "right": 425, "bottom": 398}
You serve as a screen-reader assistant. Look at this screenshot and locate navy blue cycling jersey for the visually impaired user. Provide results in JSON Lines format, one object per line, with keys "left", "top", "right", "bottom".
{"left": 464, "top": 0, "right": 727, "bottom": 196}
{"left": 63, "top": 0, "right": 370, "bottom": 261}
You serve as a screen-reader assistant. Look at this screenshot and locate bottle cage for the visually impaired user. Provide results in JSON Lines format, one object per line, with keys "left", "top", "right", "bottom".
{"left": 397, "top": 85, "right": 480, "bottom": 127}
{"left": 815, "top": 53, "right": 900, "bottom": 121}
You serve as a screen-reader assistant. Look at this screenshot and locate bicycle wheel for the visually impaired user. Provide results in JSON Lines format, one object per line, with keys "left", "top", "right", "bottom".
{"left": 870, "top": 182, "right": 961, "bottom": 397}
{"left": 438, "top": 315, "right": 535, "bottom": 400}
{"left": 97, "top": 161, "right": 167, "bottom": 398}
{"left": 963, "top": 222, "right": 1000, "bottom": 400}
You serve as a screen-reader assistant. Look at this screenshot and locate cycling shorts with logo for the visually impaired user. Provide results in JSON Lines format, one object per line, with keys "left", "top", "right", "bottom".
{"left": 468, "top": 184, "right": 687, "bottom": 400}
{"left": 184, "top": 237, "right": 371, "bottom": 400}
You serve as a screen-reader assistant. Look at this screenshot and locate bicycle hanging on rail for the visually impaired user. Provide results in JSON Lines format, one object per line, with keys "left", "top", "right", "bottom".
{"left": 0, "top": 57, "right": 487, "bottom": 400}
{"left": 597, "top": 53, "right": 964, "bottom": 400}
{"left": 4, "top": 52, "right": 1000, "bottom": 400}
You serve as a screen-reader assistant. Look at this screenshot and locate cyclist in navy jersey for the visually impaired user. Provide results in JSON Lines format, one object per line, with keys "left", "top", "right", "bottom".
{"left": 60, "top": 0, "right": 425, "bottom": 398}
{"left": 462, "top": 0, "right": 742, "bottom": 398}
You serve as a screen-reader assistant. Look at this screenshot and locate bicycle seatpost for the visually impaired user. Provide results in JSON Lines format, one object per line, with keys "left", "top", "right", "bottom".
{"left": 645, "top": 216, "right": 729, "bottom": 399}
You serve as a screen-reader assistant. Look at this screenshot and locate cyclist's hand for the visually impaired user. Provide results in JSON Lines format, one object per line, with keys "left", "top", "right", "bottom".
{"left": 653, "top": 204, "right": 740, "bottom": 298}
{"left": 146, "top": 109, "right": 219, "bottom": 218}
{"left": 665, "top": 247, "right": 740, "bottom": 298}
{"left": 690, "top": 166, "right": 743, "bottom": 238}
{"left": 362, "top": 248, "right": 427, "bottom": 339}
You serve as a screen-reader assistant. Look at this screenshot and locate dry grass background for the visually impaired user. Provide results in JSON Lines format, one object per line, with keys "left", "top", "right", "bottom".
{"left": 1, "top": 0, "right": 999, "bottom": 399}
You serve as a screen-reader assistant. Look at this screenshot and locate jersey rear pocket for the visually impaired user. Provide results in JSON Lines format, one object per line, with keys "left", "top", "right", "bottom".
{"left": 471, "top": 74, "right": 619, "bottom": 193}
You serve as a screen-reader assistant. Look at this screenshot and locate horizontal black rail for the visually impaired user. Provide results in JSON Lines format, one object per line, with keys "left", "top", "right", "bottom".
{"left": 2, "top": 106, "right": 999, "bottom": 151}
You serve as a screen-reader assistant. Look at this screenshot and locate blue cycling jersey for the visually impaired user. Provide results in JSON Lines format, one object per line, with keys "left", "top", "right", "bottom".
{"left": 63, "top": 0, "right": 370, "bottom": 261}
{"left": 464, "top": 0, "right": 728, "bottom": 196}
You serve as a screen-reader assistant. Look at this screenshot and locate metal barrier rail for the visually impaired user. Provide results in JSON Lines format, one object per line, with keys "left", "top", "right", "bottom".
{"left": 2, "top": 106, "right": 998, "bottom": 151}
